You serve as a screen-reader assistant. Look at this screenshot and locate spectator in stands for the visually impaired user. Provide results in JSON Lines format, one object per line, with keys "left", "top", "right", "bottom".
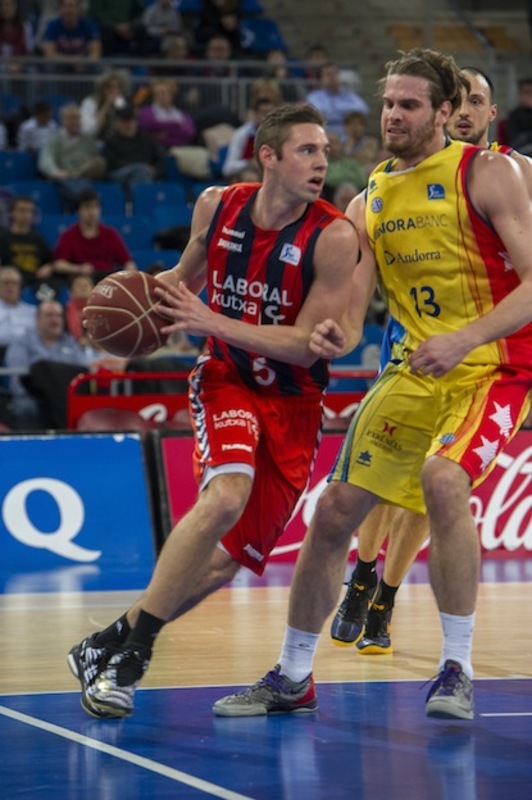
{"left": 87, "top": 0, "right": 147, "bottom": 56}
{"left": 103, "top": 102, "right": 166, "bottom": 200}
{"left": 0, "top": 196, "right": 54, "bottom": 288}
{"left": 0, "top": 265, "right": 36, "bottom": 349}
{"left": 5, "top": 298, "right": 89, "bottom": 430}
{"left": 142, "top": 0, "right": 183, "bottom": 55}
{"left": 222, "top": 89, "right": 280, "bottom": 179}
{"left": 80, "top": 68, "right": 131, "bottom": 142}
{"left": 331, "top": 181, "right": 359, "bottom": 214}
{"left": 342, "top": 109, "right": 380, "bottom": 175}
{"left": 263, "top": 48, "right": 306, "bottom": 103}
{"left": 54, "top": 188, "right": 137, "bottom": 281}
{"left": 195, "top": 0, "right": 243, "bottom": 57}
{"left": 322, "top": 131, "right": 366, "bottom": 202}
{"left": 65, "top": 272, "right": 94, "bottom": 344}
{"left": 186, "top": 33, "right": 241, "bottom": 133}
{"left": 505, "top": 77, "right": 532, "bottom": 156}
{"left": 40, "top": 0, "right": 101, "bottom": 72}
{"left": 302, "top": 43, "right": 330, "bottom": 88}
{"left": 38, "top": 103, "right": 106, "bottom": 212}
{"left": 137, "top": 77, "right": 196, "bottom": 150}
{"left": 306, "top": 61, "right": 369, "bottom": 139}
{"left": 0, "top": 0, "right": 33, "bottom": 71}
{"left": 16, "top": 99, "right": 58, "bottom": 152}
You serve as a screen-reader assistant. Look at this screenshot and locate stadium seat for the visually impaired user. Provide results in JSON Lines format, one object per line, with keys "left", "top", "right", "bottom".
{"left": 153, "top": 203, "right": 192, "bottom": 231}
{"left": 239, "top": 18, "right": 287, "bottom": 53}
{"left": 105, "top": 214, "right": 156, "bottom": 249}
{"left": 132, "top": 248, "right": 181, "bottom": 270}
{"left": 131, "top": 182, "right": 188, "bottom": 217}
{"left": 7, "top": 180, "right": 62, "bottom": 214}
{"left": 92, "top": 181, "right": 126, "bottom": 215}
{"left": 36, "top": 214, "right": 76, "bottom": 246}
{"left": 0, "top": 91, "right": 24, "bottom": 117}
{"left": 0, "top": 151, "right": 38, "bottom": 182}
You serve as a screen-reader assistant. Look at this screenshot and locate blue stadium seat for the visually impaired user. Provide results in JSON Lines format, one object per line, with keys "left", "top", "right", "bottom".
{"left": 154, "top": 203, "right": 192, "bottom": 231}
{"left": 132, "top": 248, "right": 181, "bottom": 270}
{"left": 105, "top": 214, "right": 156, "bottom": 249}
{"left": 36, "top": 214, "right": 76, "bottom": 246}
{"left": 131, "top": 182, "right": 188, "bottom": 217}
{"left": 239, "top": 18, "right": 287, "bottom": 53}
{"left": 92, "top": 181, "right": 126, "bottom": 215}
{"left": 7, "top": 180, "right": 62, "bottom": 214}
{"left": 0, "top": 91, "right": 24, "bottom": 117}
{"left": 0, "top": 152, "right": 38, "bottom": 182}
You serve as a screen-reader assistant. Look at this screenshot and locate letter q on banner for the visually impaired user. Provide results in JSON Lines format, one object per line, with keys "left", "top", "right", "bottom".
{"left": 3, "top": 478, "right": 101, "bottom": 562}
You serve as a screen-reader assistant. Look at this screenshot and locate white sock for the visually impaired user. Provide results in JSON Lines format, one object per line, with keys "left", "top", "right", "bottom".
{"left": 278, "top": 625, "right": 320, "bottom": 683}
{"left": 439, "top": 612, "right": 476, "bottom": 679}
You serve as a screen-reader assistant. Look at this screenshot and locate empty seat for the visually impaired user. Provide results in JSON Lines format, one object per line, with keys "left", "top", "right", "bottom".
{"left": 92, "top": 181, "right": 126, "bottom": 215}
{"left": 0, "top": 151, "right": 38, "bottom": 182}
{"left": 132, "top": 248, "right": 181, "bottom": 270}
{"left": 239, "top": 17, "right": 287, "bottom": 53}
{"left": 105, "top": 214, "right": 156, "bottom": 249}
{"left": 36, "top": 213, "right": 76, "bottom": 246}
{"left": 131, "top": 182, "right": 188, "bottom": 216}
{"left": 153, "top": 203, "right": 192, "bottom": 231}
{"left": 7, "top": 180, "right": 62, "bottom": 214}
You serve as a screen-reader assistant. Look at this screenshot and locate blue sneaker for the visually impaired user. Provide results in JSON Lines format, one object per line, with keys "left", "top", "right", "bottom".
{"left": 330, "top": 576, "right": 376, "bottom": 646}
{"left": 213, "top": 665, "right": 318, "bottom": 717}
{"left": 426, "top": 660, "right": 474, "bottom": 720}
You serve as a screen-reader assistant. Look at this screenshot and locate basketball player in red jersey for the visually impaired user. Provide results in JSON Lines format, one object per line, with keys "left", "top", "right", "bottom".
{"left": 67, "top": 104, "right": 359, "bottom": 718}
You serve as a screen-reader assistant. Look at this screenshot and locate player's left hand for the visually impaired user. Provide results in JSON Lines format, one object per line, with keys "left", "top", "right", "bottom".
{"left": 154, "top": 281, "right": 216, "bottom": 336}
{"left": 409, "top": 333, "right": 471, "bottom": 377}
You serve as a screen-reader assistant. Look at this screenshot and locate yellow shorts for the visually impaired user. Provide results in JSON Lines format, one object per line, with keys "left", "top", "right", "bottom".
{"left": 330, "top": 360, "right": 531, "bottom": 514}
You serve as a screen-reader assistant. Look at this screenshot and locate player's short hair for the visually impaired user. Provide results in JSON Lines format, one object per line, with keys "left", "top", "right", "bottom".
{"left": 460, "top": 66, "right": 495, "bottom": 101}
{"left": 381, "top": 48, "right": 465, "bottom": 114}
{"left": 253, "top": 103, "right": 326, "bottom": 162}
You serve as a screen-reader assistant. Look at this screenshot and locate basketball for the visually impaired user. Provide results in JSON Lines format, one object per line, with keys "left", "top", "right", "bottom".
{"left": 83, "top": 271, "right": 169, "bottom": 358}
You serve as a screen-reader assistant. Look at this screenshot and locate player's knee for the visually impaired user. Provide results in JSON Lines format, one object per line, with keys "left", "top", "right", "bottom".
{"left": 313, "top": 482, "right": 357, "bottom": 544}
{"left": 422, "top": 456, "right": 469, "bottom": 514}
{"left": 203, "top": 473, "right": 252, "bottom": 529}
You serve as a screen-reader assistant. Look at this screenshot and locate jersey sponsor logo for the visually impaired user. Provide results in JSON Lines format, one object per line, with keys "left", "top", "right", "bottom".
{"left": 383, "top": 422, "right": 397, "bottom": 435}
{"left": 395, "top": 249, "right": 442, "bottom": 264}
{"left": 211, "top": 269, "right": 292, "bottom": 321}
{"left": 222, "top": 225, "right": 245, "bottom": 239}
{"left": 374, "top": 214, "right": 449, "bottom": 241}
{"left": 356, "top": 450, "right": 372, "bottom": 465}
{"left": 371, "top": 197, "right": 383, "bottom": 213}
{"left": 214, "top": 409, "right": 259, "bottom": 437}
{"left": 427, "top": 183, "right": 445, "bottom": 200}
{"left": 279, "top": 242, "right": 301, "bottom": 266}
{"left": 243, "top": 543, "right": 264, "bottom": 562}
{"left": 367, "top": 428, "right": 402, "bottom": 453}
{"left": 221, "top": 442, "right": 254, "bottom": 452}
{"left": 217, "top": 237, "right": 243, "bottom": 253}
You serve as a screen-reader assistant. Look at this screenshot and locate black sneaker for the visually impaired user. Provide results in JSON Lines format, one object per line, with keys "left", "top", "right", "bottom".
{"left": 330, "top": 575, "right": 376, "bottom": 646}
{"left": 68, "top": 633, "right": 118, "bottom": 718}
{"left": 356, "top": 602, "right": 393, "bottom": 655}
{"left": 88, "top": 645, "right": 150, "bottom": 718}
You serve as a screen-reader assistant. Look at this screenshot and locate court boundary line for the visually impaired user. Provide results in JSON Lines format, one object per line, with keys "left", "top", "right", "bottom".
{"left": 0, "top": 704, "right": 254, "bottom": 800}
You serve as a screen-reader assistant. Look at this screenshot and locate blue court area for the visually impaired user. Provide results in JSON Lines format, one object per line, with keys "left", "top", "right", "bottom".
{"left": 1, "top": 678, "right": 531, "bottom": 799}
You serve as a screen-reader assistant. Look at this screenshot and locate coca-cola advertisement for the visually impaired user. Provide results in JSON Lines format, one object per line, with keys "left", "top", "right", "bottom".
{"left": 159, "top": 430, "right": 532, "bottom": 561}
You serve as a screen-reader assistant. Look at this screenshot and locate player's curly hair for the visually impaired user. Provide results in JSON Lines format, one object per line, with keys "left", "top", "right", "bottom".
{"left": 380, "top": 48, "right": 466, "bottom": 114}
{"left": 253, "top": 103, "right": 326, "bottom": 162}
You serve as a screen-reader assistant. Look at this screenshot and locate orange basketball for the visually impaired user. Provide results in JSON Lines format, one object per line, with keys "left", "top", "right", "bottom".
{"left": 83, "top": 271, "right": 168, "bottom": 358}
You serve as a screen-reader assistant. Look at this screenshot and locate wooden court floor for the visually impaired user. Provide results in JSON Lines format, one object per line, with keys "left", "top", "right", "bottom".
{"left": 1, "top": 566, "right": 532, "bottom": 798}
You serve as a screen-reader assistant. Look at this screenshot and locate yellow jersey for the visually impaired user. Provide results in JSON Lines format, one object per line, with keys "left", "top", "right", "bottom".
{"left": 365, "top": 140, "right": 532, "bottom": 370}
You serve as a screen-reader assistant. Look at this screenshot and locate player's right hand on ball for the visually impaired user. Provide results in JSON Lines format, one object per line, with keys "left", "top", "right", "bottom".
{"left": 309, "top": 319, "right": 346, "bottom": 360}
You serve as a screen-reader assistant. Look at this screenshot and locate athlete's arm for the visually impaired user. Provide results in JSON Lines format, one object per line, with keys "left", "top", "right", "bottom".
{"left": 155, "top": 186, "right": 224, "bottom": 296}
{"left": 310, "top": 192, "right": 377, "bottom": 359}
{"left": 410, "top": 151, "right": 532, "bottom": 377}
{"left": 157, "top": 217, "right": 359, "bottom": 368}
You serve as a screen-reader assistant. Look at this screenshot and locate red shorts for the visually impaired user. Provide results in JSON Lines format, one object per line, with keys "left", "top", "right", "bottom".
{"left": 189, "top": 357, "right": 324, "bottom": 574}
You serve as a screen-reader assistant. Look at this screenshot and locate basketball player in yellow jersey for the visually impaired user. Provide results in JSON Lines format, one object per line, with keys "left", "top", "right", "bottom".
{"left": 329, "top": 65, "right": 532, "bottom": 658}
{"left": 214, "top": 49, "right": 532, "bottom": 722}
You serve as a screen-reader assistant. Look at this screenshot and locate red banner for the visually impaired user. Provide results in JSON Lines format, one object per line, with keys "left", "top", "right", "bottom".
{"left": 161, "top": 430, "right": 532, "bottom": 561}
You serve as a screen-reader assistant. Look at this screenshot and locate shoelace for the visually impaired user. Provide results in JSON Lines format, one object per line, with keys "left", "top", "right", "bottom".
{"left": 423, "top": 663, "right": 463, "bottom": 700}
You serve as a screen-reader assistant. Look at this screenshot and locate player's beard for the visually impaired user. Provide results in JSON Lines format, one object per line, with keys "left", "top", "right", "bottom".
{"left": 384, "top": 111, "right": 438, "bottom": 160}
